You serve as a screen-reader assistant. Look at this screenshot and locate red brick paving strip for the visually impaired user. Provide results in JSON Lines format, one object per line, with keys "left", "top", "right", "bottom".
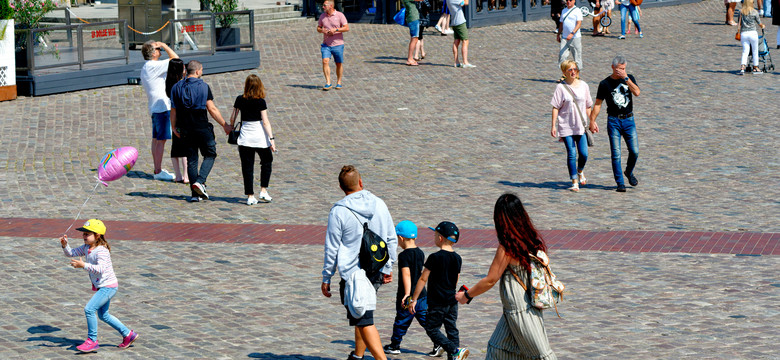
{"left": 2, "top": 218, "right": 777, "bottom": 255}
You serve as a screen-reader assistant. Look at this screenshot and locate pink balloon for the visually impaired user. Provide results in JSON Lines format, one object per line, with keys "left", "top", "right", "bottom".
{"left": 97, "top": 147, "right": 138, "bottom": 182}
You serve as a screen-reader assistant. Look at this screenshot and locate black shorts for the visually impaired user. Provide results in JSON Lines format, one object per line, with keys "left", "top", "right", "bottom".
{"left": 338, "top": 274, "right": 383, "bottom": 327}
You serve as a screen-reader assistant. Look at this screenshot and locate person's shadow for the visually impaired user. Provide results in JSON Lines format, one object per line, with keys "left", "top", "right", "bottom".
{"left": 248, "top": 353, "right": 336, "bottom": 359}
{"left": 498, "top": 180, "right": 614, "bottom": 191}
{"left": 25, "top": 325, "right": 82, "bottom": 351}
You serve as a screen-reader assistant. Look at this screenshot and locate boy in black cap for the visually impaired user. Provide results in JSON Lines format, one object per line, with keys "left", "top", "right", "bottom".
{"left": 409, "top": 221, "right": 469, "bottom": 360}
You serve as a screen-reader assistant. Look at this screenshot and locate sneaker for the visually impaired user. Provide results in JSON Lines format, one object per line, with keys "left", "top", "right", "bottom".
{"left": 323, "top": 83, "right": 332, "bottom": 91}
{"left": 639, "top": 32, "right": 643, "bottom": 38}
{"left": 258, "top": 192, "right": 273, "bottom": 202}
{"left": 428, "top": 345, "right": 444, "bottom": 357}
{"left": 618, "top": 35, "right": 625, "bottom": 39}
{"left": 435, "top": 24, "right": 443, "bottom": 33}
{"left": 153, "top": 169, "right": 175, "bottom": 181}
{"left": 77, "top": 338, "right": 99, "bottom": 352}
{"left": 462, "top": 63, "right": 476, "bottom": 68}
{"left": 625, "top": 172, "right": 639, "bottom": 186}
{"left": 616, "top": 185, "right": 627, "bottom": 192}
{"left": 444, "top": 28, "right": 454, "bottom": 35}
{"left": 453, "top": 348, "right": 470, "bottom": 360}
{"left": 384, "top": 344, "right": 401, "bottom": 355}
{"left": 191, "top": 182, "right": 209, "bottom": 200}
{"left": 189, "top": 196, "right": 201, "bottom": 202}
{"left": 247, "top": 196, "right": 258, "bottom": 206}
{"left": 347, "top": 351, "right": 363, "bottom": 360}
{"left": 118, "top": 330, "right": 138, "bottom": 348}
{"left": 335, "top": 84, "right": 343, "bottom": 90}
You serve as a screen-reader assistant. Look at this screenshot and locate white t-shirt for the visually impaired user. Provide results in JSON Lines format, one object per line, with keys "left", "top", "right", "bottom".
{"left": 238, "top": 121, "right": 271, "bottom": 148}
{"left": 560, "top": 7, "right": 583, "bottom": 39}
{"left": 448, "top": 0, "right": 466, "bottom": 27}
{"left": 140, "top": 59, "right": 171, "bottom": 115}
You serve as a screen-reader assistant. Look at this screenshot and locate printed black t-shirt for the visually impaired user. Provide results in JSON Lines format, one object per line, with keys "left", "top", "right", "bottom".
{"left": 424, "top": 249, "right": 462, "bottom": 306}
{"left": 397, "top": 247, "right": 427, "bottom": 305}
{"left": 596, "top": 74, "right": 637, "bottom": 117}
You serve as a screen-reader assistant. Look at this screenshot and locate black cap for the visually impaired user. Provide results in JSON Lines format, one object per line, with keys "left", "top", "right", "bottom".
{"left": 428, "top": 221, "right": 459, "bottom": 243}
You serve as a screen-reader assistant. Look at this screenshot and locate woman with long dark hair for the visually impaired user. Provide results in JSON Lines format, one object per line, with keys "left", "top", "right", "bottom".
{"left": 165, "top": 58, "right": 188, "bottom": 183}
{"left": 455, "top": 193, "right": 557, "bottom": 359}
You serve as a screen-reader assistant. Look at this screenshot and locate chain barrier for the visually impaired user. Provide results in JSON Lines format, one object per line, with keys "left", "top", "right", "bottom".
{"left": 65, "top": 7, "right": 171, "bottom": 35}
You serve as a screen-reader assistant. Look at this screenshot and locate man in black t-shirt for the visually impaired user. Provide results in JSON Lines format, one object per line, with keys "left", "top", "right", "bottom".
{"left": 170, "top": 61, "right": 231, "bottom": 202}
{"left": 589, "top": 55, "right": 642, "bottom": 192}
{"left": 409, "top": 221, "right": 469, "bottom": 360}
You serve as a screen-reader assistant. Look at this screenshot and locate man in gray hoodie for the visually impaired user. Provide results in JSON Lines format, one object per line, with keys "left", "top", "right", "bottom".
{"left": 321, "top": 165, "right": 397, "bottom": 360}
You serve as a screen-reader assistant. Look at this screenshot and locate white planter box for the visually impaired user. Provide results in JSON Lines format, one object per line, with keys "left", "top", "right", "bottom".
{"left": 0, "top": 19, "right": 17, "bottom": 101}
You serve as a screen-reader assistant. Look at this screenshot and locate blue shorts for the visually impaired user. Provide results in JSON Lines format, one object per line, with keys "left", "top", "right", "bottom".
{"left": 151, "top": 111, "right": 171, "bottom": 140}
{"left": 321, "top": 44, "right": 345, "bottom": 63}
{"left": 408, "top": 20, "right": 420, "bottom": 37}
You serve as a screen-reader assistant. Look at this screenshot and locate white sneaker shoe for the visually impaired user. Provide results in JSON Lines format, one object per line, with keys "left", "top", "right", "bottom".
{"left": 258, "top": 192, "right": 272, "bottom": 202}
{"left": 444, "top": 28, "right": 454, "bottom": 35}
{"left": 191, "top": 182, "right": 209, "bottom": 200}
{"left": 153, "top": 169, "right": 175, "bottom": 181}
{"left": 434, "top": 24, "right": 443, "bottom": 33}
{"left": 462, "top": 63, "right": 476, "bottom": 68}
{"left": 246, "top": 196, "right": 258, "bottom": 206}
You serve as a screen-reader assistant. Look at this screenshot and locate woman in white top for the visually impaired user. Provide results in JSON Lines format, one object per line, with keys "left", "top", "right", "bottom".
{"left": 229, "top": 75, "right": 278, "bottom": 205}
{"left": 550, "top": 60, "right": 593, "bottom": 192}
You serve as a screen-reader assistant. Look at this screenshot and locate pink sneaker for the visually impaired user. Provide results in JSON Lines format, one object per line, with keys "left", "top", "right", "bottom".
{"left": 118, "top": 330, "right": 138, "bottom": 348}
{"left": 76, "top": 338, "right": 99, "bottom": 352}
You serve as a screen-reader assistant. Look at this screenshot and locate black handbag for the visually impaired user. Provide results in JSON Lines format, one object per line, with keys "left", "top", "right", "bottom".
{"left": 227, "top": 121, "right": 241, "bottom": 145}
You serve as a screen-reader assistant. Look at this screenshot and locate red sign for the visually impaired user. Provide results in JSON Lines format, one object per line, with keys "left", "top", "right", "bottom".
{"left": 91, "top": 28, "right": 117, "bottom": 38}
{"left": 181, "top": 24, "right": 204, "bottom": 33}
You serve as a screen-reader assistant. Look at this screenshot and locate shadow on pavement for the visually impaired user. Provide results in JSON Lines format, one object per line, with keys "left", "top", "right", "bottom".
{"left": 498, "top": 180, "right": 615, "bottom": 191}
{"left": 248, "top": 353, "right": 336, "bottom": 359}
{"left": 691, "top": 22, "right": 727, "bottom": 26}
{"left": 524, "top": 78, "right": 558, "bottom": 83}
{"left": 126, "top": 191, "right": 249, "bottom": 204}
{"left": 28, "top": 325, "right": 61, "bottom": 334}
{"left": 287, "top": 84, "right": 322, "bottom": 90}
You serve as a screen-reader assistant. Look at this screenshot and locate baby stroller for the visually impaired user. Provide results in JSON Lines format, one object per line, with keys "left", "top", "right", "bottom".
{"left": 746, "top": 29, "right": 775, "bottom": 73}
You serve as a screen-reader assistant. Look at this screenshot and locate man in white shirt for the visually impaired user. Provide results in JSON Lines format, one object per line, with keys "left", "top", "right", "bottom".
{"left": 557, "top": 0, "right": 583, "bottom": 73}
{"left": 140, "top": 40, "right": 178, "bottom": 181}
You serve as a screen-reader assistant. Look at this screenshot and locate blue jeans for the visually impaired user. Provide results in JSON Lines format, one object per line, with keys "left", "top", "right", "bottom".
{"left": 607, "top": 116, "right": 639, "bottom": 186}
{"left": 390, "top": 296, "right": 428, "bottom": 346}
{"left": 84, "top": 287, "right": 130, "bottom": 341}
{"left": 562, "top": 134, "right": 588, "bottom": 180}
{"left": 619, "top": 4, "right": 641, "bottom": 36}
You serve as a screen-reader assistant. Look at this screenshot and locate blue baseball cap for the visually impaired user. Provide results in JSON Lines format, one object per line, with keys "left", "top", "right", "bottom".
{"left": 395, "top": 220, "right": 418, "bottom": 239}
{"left": 428, "top": 221, "right": 459, "bottom": 243}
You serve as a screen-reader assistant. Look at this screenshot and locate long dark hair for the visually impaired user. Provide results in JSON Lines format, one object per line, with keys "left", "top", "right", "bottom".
{"left": 165, "top": 58, "right": 185, "bottom": 98}
{"left": 494, "top": 193, "right": 547, "bottom": 273}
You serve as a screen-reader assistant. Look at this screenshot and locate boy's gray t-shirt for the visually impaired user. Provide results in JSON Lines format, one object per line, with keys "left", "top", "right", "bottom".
{"left": 740, "top": 9, "right": 762, "bottom": 32}
{"left": 448, "top": 0, "right": 466, "bottom": 26}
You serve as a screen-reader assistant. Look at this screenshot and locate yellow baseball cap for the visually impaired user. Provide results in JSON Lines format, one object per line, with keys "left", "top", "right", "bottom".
{"left": 76, "top": 219, "right": 106, "bottom": 235}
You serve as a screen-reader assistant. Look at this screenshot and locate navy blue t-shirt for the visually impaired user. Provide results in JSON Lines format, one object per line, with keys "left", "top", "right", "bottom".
{"left": 424, "top": 250, "right": 462, "bottom": 306}
{"left": 171, "top": 77, "right": 214, "bottom": 130}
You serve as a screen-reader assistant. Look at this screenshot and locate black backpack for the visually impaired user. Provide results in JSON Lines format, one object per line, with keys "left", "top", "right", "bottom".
{"left": 345, "top": 208, "right": 389, "bottom": 278}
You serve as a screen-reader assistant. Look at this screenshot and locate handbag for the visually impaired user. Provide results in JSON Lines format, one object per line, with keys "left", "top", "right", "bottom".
{"left": 508, "top": 250, "right": 565, "bottom": 317}
{"left": 630, "top": 0, "right": 642, "bottom": 6}
{"left": 735, "top": 14, "right": 742, "bottom": 41}
{"left": 393, "top": 8, "right": 406, "bottom": 26}
{"left": 227, "top": 120, "right": 241, "bottom": 145}
{"left": 563, "top": 83, "right": 594, "bottom": 146}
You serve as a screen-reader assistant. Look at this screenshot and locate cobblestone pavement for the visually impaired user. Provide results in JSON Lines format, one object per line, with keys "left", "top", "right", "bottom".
{"left": 1, "top": 0, "right": 777, "bottom": 232}
{"left": 0, "top": 237, "right": 777, "bottom": 359}
{"left": 1, "top": 1, "right": 779, "bottom": 358}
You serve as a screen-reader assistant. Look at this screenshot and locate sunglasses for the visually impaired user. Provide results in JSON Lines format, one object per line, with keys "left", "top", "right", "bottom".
{"left": 567, "top": 68, "right": 579, "bottom": 72}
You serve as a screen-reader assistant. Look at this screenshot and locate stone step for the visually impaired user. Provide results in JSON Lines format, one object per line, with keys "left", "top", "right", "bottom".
{"left": 252, "top": 4, "right": 296, "bottom": 14}
{"left": 254, "top": 10, "right": 301, "bottom": 22}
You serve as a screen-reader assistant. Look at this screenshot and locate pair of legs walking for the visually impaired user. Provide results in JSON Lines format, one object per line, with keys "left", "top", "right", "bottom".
{"left": 238, "top": 145, "right": 273, "bottom": 203}
{"left": 562, "top": 134, "right": 588, "bottom": 191}
{"left": 607, "top": 116, "right": 639, "bottom": 189}
{"left": 185, "top": 127, "right": 217, "bottom": 198}
{"left": 425, "top": 304, "right": 460, "bottom": 358}
{"left": 77, "top": 287, "right": 137, "bottom": 352}
{"left": 321, "top": 44, "right": 344, "bottom": 88}
{"left": 619, "top": 4, "right": 642, "bottom": 37}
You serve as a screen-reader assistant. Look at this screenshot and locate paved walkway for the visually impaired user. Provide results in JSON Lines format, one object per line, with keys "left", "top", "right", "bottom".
{"left": 1, "top": 1, "right": 778, "bottom": 358}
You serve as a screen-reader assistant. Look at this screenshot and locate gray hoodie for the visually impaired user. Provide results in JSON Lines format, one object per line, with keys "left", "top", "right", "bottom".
{"left": 322, "top": 190, "right": 397, "bottom": 284}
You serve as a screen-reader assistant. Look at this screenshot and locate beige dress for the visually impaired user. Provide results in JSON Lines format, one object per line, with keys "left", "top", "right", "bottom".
{"left": 485, "top": 264, "right": 557, "bottom": 360}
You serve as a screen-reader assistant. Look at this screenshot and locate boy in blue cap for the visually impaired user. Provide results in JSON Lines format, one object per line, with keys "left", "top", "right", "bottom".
{"left": 409, "top": 221, "right": 469, "bottom": 360}
{"left": 384, "top": 220, "right": 440, "bottom": 356}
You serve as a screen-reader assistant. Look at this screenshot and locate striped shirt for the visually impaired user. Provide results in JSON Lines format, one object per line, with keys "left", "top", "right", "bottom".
{"left": 63, "top": 244, "right": 118, "bottom": 290}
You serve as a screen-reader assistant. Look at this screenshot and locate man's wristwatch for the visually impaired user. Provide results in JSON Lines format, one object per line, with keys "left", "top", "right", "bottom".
{"left": 623, "top": 76, "right": 630, "bottom": 82}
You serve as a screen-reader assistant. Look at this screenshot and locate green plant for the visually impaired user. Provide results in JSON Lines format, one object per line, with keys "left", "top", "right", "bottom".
{"left": 206, "top": 0, "right": 239, "bottom": 28}
{"left": 1, "top": 0, "right": 14, "bottom": 20}
{"left": 12, "top": 0, "right": 61, "bottom": 59}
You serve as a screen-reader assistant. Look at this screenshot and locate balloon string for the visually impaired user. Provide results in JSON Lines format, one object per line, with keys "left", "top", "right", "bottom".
{"left": 64, "top": 180, "right": 101, "bottom": 235}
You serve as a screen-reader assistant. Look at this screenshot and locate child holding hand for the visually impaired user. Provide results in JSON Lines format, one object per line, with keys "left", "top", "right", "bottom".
{"left": 60, "top": 219, "right": 138, "bottom": 353}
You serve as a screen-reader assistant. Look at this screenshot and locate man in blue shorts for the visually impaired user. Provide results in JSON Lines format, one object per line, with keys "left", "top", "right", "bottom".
{"left": 317, "top": 0, "right": 349, "bottom": 90}
{"left": 140, "top": 40, "right": 178, "bottom": 181}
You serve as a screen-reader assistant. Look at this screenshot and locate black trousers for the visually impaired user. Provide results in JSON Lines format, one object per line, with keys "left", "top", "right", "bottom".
{"left": 424, "top": 303, "right": 459, "bottom": 356}
{"left": 238, "top": 145, "right": 273, "bottom": 195}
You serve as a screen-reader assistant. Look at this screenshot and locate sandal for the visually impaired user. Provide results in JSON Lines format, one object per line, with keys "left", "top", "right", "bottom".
{"left": 578, "top": 172, "right": 587, "bottom": 186}
{"left": 568, "top": 181, "right": 580, "bottom": 192}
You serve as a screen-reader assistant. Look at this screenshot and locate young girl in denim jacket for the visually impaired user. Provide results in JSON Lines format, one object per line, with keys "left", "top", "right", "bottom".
{"left": 59, "top": 219, "right": 138, "bottom": 352}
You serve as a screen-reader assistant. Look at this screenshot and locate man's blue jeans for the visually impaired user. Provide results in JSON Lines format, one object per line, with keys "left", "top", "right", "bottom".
{"left": 619, "top": 4, "right": 641, "bottom": 36}
{"left": 607, "top": 116, "right": 639, "bottom": 186}
{"left": 390, "top": 296, "right": 428, "bottom": 346}
{"left": 562, "top": 134, "right": 589, "bottom": 180}
{"left": 84, "top": 287, "right": 130, "bottom": 341}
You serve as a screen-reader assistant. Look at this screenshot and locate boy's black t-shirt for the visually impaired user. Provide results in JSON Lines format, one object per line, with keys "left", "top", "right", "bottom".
{"left": 424, "top": 250, "right": 462, "bottom": 307}
{"left": 397, "top": 247, "right": 427, "bottom": 305}
{"left": 596, "top": 74, "right": 637, "bottom": 117}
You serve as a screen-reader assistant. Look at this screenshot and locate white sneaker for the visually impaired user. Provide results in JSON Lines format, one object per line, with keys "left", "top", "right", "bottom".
{"left": 246, "top": 196, "right": 258, "bottom": 206}
{"left": 191, "top": 182, "right": 209, "bottom": 200}
{"left": 258, "top": 192, "right": 272, "bottom": 202}
{"left": 153, "top": 169, "right": 175, "bottom": 181}
{"left": 462, "top": 63, "right": 476, "bottom": 68}
{"left": 434, "top": 24, "right": 443, "bottom": 33}
{"left": 444, "top": 28, "right": 454, "bottom": 35}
